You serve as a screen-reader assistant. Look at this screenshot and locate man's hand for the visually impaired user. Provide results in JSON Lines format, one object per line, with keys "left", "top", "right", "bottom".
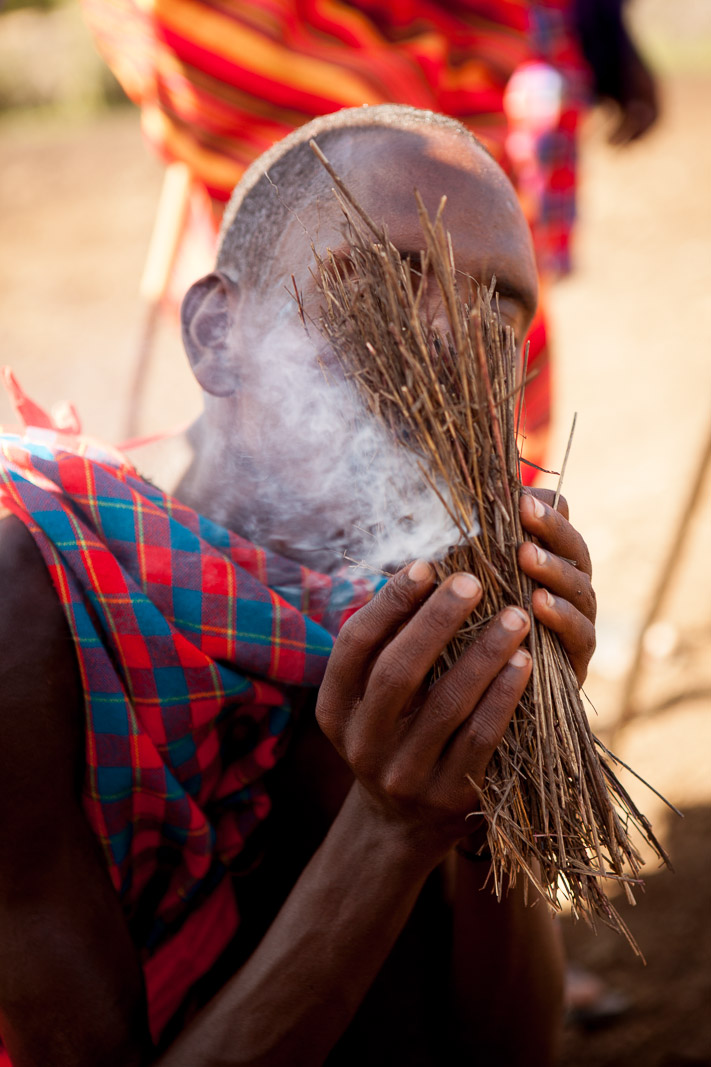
{"left": 316, "top": 562, "right": 532, "bottom": 861}
{"left": 573, "top": 0, "right": 659, "bottom": 146}
{"left": 518, "top": 490, "right": 596, "bottom": 685}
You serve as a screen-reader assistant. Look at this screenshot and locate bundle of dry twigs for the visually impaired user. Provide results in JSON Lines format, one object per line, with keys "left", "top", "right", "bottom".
{"left": 303, "top": 145, "right": 674, "bottom": 949}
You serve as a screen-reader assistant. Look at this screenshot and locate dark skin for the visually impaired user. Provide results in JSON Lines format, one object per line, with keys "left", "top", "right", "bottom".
{"left": 573, "top": 0, "right": 659, "bottom": 146}
{"left": 0, "top": 126, "right": 596, "bottom": 1066}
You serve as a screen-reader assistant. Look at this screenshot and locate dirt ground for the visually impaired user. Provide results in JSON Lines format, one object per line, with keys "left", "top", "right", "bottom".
{"left": 1, "top": 63, "right": 710, "bottom": 1067}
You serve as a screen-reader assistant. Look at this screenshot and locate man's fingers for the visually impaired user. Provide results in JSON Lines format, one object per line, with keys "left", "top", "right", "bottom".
{"left": 519, "top": 492, "right": 591, "bottom": 577}
{"left": 356, "top": 572, "right": 483, "bottom": 737}
{"left": 530, "top": 588, "right": 596, "bottom": 686}
{"left": 517, "top": 541, "right": 596, "bottom": 625}
{"left": 401, "top": 605, "right": 530, "bottom": 763}
{"left": 441, "top": 645, "right": 533, "bottom": 790}
{"left": 317, "top": 560, "right": 436, "bottom": 722}
{"left": 526, "top": 487, "right": 569, "bottom": 521}
{"left": 518, "top": 494, "right": 597, "bottom": 685}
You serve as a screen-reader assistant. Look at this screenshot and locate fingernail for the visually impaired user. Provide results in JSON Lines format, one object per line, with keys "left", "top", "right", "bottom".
{"left": 535, "top": 546, "right": 548, "bottom": 566}
{"left": 509, "top": 649, "right": 531, "bottom": 668}
{"left": 451, "top": 573, "right": 481, "bottom": 600}
{"left": 544, "top": 590, "right": 555, "bottom": 608}
{"left": 408, "top": 559, "right": 433, "bottom": 583}
{"left": 502, "top": 606, "right": 528, "bottom": 631}
{"left": 533, "top": 497, "right": 545, "bottom": 518}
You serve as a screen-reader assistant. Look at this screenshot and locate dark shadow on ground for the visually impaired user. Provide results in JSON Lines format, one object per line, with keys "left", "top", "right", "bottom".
{"left": 561, "top": 803, "right": 711, "bottom": 1066}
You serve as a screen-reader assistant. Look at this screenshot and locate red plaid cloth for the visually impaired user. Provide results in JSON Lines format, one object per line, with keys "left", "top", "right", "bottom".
{"left": 0, "top": 424, "right": 382, "bottom": 1047}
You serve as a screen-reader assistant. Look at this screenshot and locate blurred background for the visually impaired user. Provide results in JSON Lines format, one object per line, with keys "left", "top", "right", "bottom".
{"left": 0, "top": 1, "right": 710, "bottom": 1063}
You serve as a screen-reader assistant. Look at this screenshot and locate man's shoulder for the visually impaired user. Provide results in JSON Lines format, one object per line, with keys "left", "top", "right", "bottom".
{"left": 0, "top": 510, "right": 81, "bottom": 767}
{"left": 0, "top": 509, "right": 65, "bottom": 633}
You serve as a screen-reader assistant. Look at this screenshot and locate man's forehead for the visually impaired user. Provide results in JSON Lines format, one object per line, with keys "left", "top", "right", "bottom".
{"left": 292, "top": 127, "right": 523, "bottom": 249}
{"left": 323, "top": 125, "right": 510, "bottom": 204}
{"left": 286, "top": 125, "right": 536, "bottom": 317}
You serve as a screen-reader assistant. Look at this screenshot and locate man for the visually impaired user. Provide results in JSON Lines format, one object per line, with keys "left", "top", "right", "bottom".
{"left": 0, "top": 105, "right": 596, "bottom": 1065}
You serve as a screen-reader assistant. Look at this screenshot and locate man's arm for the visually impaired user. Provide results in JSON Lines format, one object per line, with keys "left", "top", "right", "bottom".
{"left": 447, "top": 489, "right": 596, "bottom": 1061}
{"left": 156, "top": 564, "right": 534, "bottom": 1066}
{"left": 0, "top": 514, "right": 526, "bottom": 1066}
{"left": 450, "top": 858, "right": 565, "bottom": 1063}
{"left": 163, "top": 488, "right": 598, "bottom": 1067}
{"left": 0, "top": 514, "right": 151, "bottom": 1066}
{"left": 0, "top": 498, "right": 593, "bottom": 1066}
{"left": 573, "top": 0, "right": 659, "bottom": 144}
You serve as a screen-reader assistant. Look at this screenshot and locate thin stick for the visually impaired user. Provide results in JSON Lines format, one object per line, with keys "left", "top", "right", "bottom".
{"left": 614, "top": 416, "right": 711, "bottom": 733}
{"left": 554, "top": 412, "right": 577, "bottom": 511}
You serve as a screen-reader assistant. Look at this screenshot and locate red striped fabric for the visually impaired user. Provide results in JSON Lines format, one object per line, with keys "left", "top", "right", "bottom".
{"left": 82, "top": 0, "right": 548, "bottom": 198}
{"left": 0, "top": 413, "right": 383, "bottom": 1048}
{"left": 81, "top": 1, "right": 588, "bottom": 475}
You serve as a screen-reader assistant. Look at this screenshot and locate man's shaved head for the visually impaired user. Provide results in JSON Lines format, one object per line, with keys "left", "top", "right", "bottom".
{"left": 217, "top": 104, "right": 493, "bottom": 289}
{"left": 180, "top": 103, "right": 537, "bottom": 566}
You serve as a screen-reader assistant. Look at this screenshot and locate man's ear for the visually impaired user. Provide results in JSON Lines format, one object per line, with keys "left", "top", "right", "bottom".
{"left": 181, "top": 271, "right": 241, "bottom": 396}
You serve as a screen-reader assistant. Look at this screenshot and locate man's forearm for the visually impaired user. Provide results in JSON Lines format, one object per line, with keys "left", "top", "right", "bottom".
{"left": 450, "top": 853, "right": 565, "bottom": 1064}
{"left": 156, "top": 784, "right": 438, "bottom": 1067}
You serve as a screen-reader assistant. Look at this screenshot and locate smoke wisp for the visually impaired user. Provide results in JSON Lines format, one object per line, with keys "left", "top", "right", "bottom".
{"left": 212, "top": 307, "right": 477, "bottom": 575}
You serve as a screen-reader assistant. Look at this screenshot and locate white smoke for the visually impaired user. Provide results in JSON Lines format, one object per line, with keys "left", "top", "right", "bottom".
{"left": 214, "top": 303, "right": 478, "bottom": 575}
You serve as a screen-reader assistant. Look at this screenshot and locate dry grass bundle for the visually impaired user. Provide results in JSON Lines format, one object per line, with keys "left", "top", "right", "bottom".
{"left": 303, "top": 144, "right": 673, "bottom": 950}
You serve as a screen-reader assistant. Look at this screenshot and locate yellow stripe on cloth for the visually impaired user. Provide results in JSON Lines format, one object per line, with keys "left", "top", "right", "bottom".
{"left": 142, "top": 106, "right": 248, "bottom": 190}
{"left": 153, "top": 0, "right": 385, "bottom": 106}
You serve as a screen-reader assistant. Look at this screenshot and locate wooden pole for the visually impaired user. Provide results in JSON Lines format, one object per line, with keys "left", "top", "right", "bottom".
{"left": 122, "top": 162, "right": 192, "bottom": 440}
{"left": 614, "top": 413, "right": 711, "bottom": 737}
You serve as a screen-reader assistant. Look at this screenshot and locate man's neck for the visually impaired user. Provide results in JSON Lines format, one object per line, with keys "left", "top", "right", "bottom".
{"left": 123, "top": 427, "right": 196, "bottom": 499}
{"left": 175, "top": 419, "right": 348, "bottom": 573}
